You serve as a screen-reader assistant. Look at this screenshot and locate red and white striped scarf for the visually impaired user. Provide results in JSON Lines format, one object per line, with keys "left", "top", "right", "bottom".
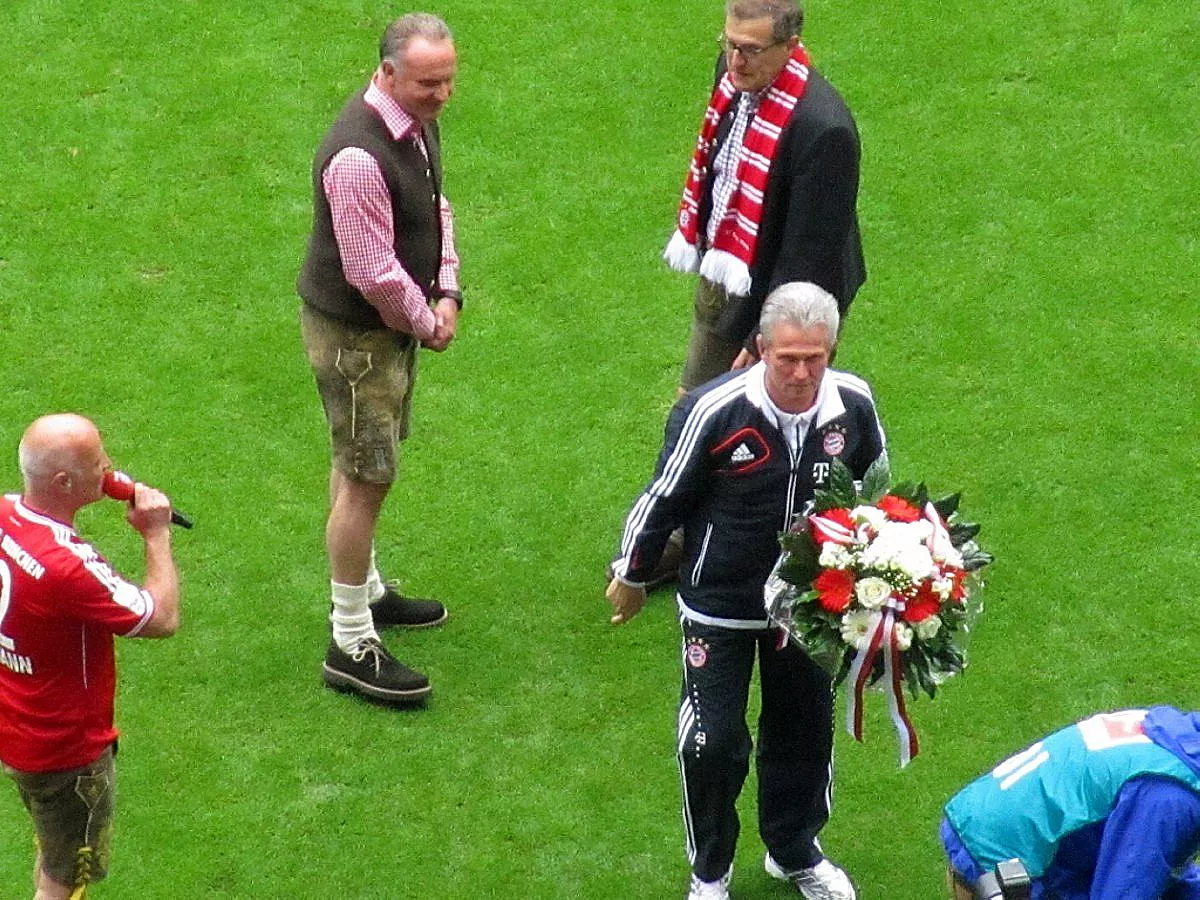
{"left": 664, "top": 46, "right": 812, "bottom": 296}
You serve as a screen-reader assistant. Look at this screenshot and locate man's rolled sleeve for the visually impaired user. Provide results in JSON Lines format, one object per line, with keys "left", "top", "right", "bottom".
{"left": 323, "top": 148, "right": 437, "bottom": 340}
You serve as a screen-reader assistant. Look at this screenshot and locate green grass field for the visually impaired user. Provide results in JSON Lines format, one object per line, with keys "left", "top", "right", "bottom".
{"left": 1, "top": 0, "right": 1196, "bottom": 896}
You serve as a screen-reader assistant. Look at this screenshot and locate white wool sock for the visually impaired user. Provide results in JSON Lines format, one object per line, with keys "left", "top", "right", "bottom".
{"left": 330, "top": 581, "right": 377, "bottom": 651}
{"left": 364, "top": 546, "right": 386, "bottom": 602}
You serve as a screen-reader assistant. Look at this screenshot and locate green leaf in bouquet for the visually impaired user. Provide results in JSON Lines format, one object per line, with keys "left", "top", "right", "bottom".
{"left": 778, "top": 527, "right": 817, "bottom": 557}
{"left": 860, "top": 455, "right": 891, "bottom": 503}
{"left": 779, "top": 529, "right": 805, "bottom": 552}
{"left": 938, "top": 604, "right": 972, "bottom": 640}
{"left": 894, "top": 480, "right": 931, "bottom": 508}
{"left": 960, "top": 542, "right": 993, "bottom": 572}
{"left": 778, "top": 534, "right": 820, "bottom": 587}
{"left": 905, "top": 643, "right": 940, "bottom": 700}
{"left": 866, "top": 655, "right": 887, "bottom": 689}
{"left": 902, "top": 654, "right": 930, "bottom": 700}
{"left": 813, "top": 458, "right": 857, "bottom": 512}
{"left": 944, "top": 645, "right": 966, "bottom": 674}
{"left": 914, "top": 482, "right": 931, "bottom": 509}
{"left": 928, "top": 644, "right": 966, "bottom": 686}
{"left": 931, "top": 493, "right": 960, "bottom": 520}
{"left": 833, "top": 650, "right": 853, "bottom": 687}
{"left": 902, "top": 655, "right": 920, "bottom": 699}
{"left": 779, "top": 555, "right": 821, "bottom": 590}
{"left": 949, "top": 521, "right": 981, "bottom": 545}
{"left": 791, "top": 618, "right": 848, "bottom": 679}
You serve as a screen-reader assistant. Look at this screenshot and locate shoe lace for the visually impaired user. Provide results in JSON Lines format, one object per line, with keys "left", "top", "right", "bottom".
{"left": 349, "top": 638, "right": 386, "bottom": 673}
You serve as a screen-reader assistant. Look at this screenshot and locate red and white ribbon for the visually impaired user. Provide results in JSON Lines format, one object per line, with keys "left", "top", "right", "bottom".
{"left": 844, "top": 600, "right": 920, "bottom": 767}
{"left": 808, "top": 513, "right": 856, "bottom": 546}
{"left": 924, "top": 502, "right": 954, "bottom": 560}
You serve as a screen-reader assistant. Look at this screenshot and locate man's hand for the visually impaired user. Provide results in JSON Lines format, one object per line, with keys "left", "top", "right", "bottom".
{"left": 607, "top": 577, "right": 647, "bottom": 626}
{"left": 128, "top": 482, "right": 180, "bottom": 637}
{"left": 422, "top": 297, "right": 460, "bottom": 351}
{"left": 730, "top": 348, "right": 757, "bottom": 371}
{"left": 126, "top": 483, "right": 173, "bottom": 537}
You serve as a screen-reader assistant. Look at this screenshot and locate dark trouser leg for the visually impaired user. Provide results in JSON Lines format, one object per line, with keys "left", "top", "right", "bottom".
{"left": 756, "top": 634, "right": 836, "bottom": 870}
{"left": 680, "top": 279, "right": 743, "bottom": 392}
{"left": 677, "top": 620, "right": 756, "bottom": 882}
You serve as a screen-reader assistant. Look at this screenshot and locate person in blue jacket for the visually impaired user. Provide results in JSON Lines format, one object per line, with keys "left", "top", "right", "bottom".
{"left": 941, "top": 706, "right": 1200, "bottom": 899}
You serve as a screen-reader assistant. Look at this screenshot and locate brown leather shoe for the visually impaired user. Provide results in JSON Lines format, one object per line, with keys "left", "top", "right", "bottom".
{"left": 369, "top": 586, "right": 448, "bottom": 629}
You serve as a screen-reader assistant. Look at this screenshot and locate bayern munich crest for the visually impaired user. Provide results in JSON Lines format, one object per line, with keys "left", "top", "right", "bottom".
{"left": 685, "top": 639, "right": 709, "bottom": 668}
{"left": 822, "top": 429, "right": 846, "bottom": 457}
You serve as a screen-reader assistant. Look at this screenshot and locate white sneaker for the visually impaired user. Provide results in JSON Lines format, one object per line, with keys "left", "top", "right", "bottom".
{"left": 687, "top": 868, "right": 732, "bottom": 900}
{"left": 765, "top": 853, "right": 856, "bottom": 900}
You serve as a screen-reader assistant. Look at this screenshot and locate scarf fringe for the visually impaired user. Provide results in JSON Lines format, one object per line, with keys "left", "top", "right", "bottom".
{"left": 663, "top": 229, "right": 701, "bottom": 274}
{"left": 699, "top": 249, "right": 752, "bottom": 296}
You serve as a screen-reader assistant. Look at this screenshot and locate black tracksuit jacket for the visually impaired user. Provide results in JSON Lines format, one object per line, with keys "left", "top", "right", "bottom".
{"left": 616, "top": 363, "right": 885, "bottom": 624}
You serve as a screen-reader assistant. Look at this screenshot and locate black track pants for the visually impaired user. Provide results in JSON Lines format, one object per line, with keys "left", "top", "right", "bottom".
{"left": 677, "top": 617, "right": 835, "bottom": 882}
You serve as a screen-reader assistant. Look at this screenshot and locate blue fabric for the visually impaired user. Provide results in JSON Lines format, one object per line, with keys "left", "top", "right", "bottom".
{"left": 1040, "top": 778, "right": 1200, "bottom": 899}
{"left": 940, "top": 818, "right": 984, "bottom": 883}
{"left": 1146, "top": 706, "right": 1200, "bottom": 779}
{"left": 943, "top": 708, "right": 1200, "bottom": 898}
{"left": 946, "top": 710, "right": 1200, "bottom": 876}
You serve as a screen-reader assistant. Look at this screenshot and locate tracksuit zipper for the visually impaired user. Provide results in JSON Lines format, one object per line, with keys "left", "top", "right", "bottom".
{"left": 782, "top": 423, "right": 803, "bottom": 531}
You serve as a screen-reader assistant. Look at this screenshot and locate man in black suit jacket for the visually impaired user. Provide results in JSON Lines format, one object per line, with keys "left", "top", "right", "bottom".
{"left": 666, "top": 0, "right": 866, "bottom": 393}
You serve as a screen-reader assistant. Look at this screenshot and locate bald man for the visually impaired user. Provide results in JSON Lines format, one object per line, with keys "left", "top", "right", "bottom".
{"left": 0, "top": 414, "right": 180, "bottom": 900}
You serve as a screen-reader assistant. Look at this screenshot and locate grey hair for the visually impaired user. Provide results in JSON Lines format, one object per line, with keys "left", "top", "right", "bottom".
{"left": 759, "top": 282, "right": 839, "bottom": 347}
{"left": 379, "top": 13, "right": 453, "bottom": 66}
{"left": 725, "top": 0, "right": 803, "bottom": 42}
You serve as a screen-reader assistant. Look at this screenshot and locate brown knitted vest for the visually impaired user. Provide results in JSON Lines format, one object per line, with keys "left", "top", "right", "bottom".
{"left": 297, "top": 89, "right": 443, "bottom": 328}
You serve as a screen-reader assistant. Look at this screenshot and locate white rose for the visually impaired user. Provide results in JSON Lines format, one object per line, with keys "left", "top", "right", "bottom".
{"left": 914, "top": 616, "right": 942, "bottom": 641}
{"left": 840, "top": 609, "right": 876, "bottom": 649}
{"left": 892, "top": 622, "right": 913, "bottom": 651}
{"left": 854, "top": 576, "right": 893, "bottom": 610}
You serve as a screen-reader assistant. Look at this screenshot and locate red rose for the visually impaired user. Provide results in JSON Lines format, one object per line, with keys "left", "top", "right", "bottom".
{"left": 808, "top": 507, "right": 856, "bottom": 546}
{"left": 877, "top": 494, "right": 922, "bottom": 523}
{"left": 902, "top": 582, "right": 941, "bottom": 623}
{"left": 813, "top": 568, "right": 855, "bottom": 613}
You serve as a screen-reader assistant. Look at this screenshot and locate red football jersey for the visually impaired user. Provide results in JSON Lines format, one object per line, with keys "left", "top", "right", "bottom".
{"left": 0, "top": 495, "right": 154, "bottom": 772}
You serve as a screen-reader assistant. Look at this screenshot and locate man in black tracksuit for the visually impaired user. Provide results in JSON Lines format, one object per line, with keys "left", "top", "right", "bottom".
{"left": 608, "top": 283, "right": 884, "bottom": 900}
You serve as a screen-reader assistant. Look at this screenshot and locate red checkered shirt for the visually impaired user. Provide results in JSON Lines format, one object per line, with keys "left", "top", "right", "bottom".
{"left": 322, "top": 79, "right": 460, "bottom": 340}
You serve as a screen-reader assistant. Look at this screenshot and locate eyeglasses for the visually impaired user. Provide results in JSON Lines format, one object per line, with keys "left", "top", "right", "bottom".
{"left": 716, "top": 33, "right": 786, "bottom": 58}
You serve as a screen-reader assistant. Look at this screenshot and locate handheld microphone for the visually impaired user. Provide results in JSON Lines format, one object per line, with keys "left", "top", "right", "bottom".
{"left": 102, "top": 471, "right": 194, "bottom": 529}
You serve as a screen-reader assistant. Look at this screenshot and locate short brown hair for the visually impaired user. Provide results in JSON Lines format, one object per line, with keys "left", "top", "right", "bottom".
{"left": 725, "top": 0, "right": 803, "bottom": 42}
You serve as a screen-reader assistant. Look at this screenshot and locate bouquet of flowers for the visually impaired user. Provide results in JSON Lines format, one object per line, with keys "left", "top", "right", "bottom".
{"left": 764, "top": 456, "right": 992, "bottom": 765}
